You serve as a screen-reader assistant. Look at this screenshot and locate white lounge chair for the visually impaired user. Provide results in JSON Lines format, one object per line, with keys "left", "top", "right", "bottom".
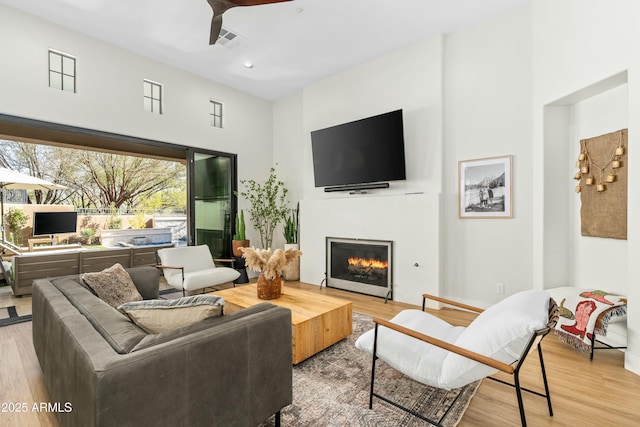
{"left": 156, "top": 245, "right": 240, "bottom": 296}
{"left": 356, "top": 290, "right": 559, "bottom": 426}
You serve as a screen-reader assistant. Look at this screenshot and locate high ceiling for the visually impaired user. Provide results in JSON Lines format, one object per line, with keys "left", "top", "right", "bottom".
{"left": 1, "top": 0, "right": 531, "bottom": 100}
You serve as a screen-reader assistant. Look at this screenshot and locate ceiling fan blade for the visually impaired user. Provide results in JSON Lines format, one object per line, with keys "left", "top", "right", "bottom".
{"left": 210, "top": 14, "right": 223, "bottom": 45}
{"left": 227, "top": 0, "right": 292, "bottom": 5}
{"left": 206, "top": 0, "right": 293, "bottom": 45}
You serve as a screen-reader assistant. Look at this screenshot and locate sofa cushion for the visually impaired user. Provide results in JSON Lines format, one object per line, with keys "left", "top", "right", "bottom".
{"left": 81, "top": 263, "right": 143, "bottom": 308}
{"left": 179, "top": 268, "right": 240, "bottom": 292}
{"left": 118, "top": 295, "right": 224, "bottom": 334}
{"left": 51, "top": 278, "right": 147, "bottom": 354}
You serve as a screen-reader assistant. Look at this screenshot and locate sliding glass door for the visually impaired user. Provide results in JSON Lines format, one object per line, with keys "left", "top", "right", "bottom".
{"left": 188, "top": 150, "right": 237, "bottom": 258}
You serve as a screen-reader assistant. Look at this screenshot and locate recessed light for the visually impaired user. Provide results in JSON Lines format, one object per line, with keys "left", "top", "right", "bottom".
{"left": 244, "top": 62, "right": 254, "bottom": 69}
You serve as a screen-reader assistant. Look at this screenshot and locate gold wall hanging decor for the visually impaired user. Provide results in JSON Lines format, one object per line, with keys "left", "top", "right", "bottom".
{"left": 574, "top": 128, "right": 627, "bottom": 239}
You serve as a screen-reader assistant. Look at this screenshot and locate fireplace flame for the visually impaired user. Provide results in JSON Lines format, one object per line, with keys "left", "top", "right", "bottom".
{"left": 348, "top": 257, "right": 388, "bottom": 269}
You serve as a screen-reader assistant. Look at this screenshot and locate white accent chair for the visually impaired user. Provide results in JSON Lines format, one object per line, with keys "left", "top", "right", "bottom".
{"left": 356, "top": 290, "right": 559, "bottom": 427}
{"left": 156, "top": 245, "right": 240, "bottom": 296}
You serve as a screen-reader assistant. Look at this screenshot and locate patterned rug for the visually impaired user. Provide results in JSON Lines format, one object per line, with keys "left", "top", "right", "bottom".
{"left": 261, "top": 312, "right": 480, "bottom": 426}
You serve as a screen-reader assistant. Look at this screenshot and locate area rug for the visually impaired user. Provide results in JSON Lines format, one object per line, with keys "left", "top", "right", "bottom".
{"left": 261, "top": 312, "right": 480, "bottom": 426}
{"left": 0, "top": 305, "right": 32, "bottom": 327}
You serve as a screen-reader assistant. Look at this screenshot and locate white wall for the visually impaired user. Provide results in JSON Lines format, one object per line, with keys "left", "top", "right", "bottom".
{"left": 0, "top": 5, "right": 273, "bottom": 227}
{"left": 275, "top": 36, "right": 445, "bottom": 305}
{"left": 278, "top": 0, "right": 640, "bottom": 375}
{"left": 443, "top": 6, "right": 534, "bottom": 307}
{"left": 271, "top": 92, "right": 304, "bottom": 250}
{"left": 300, "top": 193, "right": 441, "bottom": 304}
{"left": 570, "top": 85, "right": 628, "bottom": 293}
{"left": 532, "top": 0, "right": 640, "bottom": 374}
{"left": 301, "top": 35, "right": 444, "bottom": 197}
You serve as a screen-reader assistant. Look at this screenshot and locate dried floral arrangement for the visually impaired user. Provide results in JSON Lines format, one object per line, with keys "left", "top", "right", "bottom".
{"left": 240, "top": 247, "right": 302, "bottom": 280}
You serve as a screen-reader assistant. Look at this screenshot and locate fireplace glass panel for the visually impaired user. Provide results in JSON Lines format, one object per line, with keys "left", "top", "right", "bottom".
{"left": 326, "top": 237, "right": 392, "bottom": 299}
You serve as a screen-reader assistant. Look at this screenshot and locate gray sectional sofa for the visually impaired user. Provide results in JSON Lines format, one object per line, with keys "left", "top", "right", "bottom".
{"left": 32, "top": 266, "right": 293, "bottom": 427}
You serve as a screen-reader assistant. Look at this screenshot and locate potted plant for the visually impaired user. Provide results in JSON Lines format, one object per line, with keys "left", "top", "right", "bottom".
{"left": 240, "top": 246, "right": 302, "bottom": 299}
{"left": 232, "top": 209, "right": 250, "bottom": 257}
{"left": 235, "top": 166, "right": 289, "bottom": 249}
{"left": 6, "top": 207, "right": 29, "bottom": 247}
{"left": 79, "top": 227, "right": 96, "bottom": 245}
{"left": 282, "top": 203, "right": 300, "bottom": 281}
{"left": 283, "top": 203, "right": 298, "bottom": 246}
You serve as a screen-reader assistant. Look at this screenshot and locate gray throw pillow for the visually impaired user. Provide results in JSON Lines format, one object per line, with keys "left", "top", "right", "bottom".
{"left": 118, "top": 295, "right": 224, "bottom": 334}
{"left": 82, "top": 263, "right": 143, "bottom": 308}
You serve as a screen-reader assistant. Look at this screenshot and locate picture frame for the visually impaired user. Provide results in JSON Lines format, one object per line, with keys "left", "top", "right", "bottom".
{"left": 458, "top": 155, "right": 512, "bottom": 219}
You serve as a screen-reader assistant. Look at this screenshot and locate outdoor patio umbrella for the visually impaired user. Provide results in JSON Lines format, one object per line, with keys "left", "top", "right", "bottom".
{"left": 0, "top": 167, "right": 67, "bottom": 248}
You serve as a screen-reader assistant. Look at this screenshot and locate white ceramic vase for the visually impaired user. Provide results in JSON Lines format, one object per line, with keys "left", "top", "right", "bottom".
{"left": 282, "top": 243, "right": 300, "bottom": 281}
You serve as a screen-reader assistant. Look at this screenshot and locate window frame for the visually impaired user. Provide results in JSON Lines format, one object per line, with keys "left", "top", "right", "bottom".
{"left": 209, "top": 99, "right": 224, "bottom": 128}
{"left": 48, "top": 49, "right": 76, "bottom": 93}
{"left": 143, "top": 79, "right": 163, "bottom": 114}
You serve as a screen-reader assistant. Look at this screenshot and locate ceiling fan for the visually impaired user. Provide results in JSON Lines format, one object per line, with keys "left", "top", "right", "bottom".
{"left": 206, "top": 0, "right": 293, "bottom": 45}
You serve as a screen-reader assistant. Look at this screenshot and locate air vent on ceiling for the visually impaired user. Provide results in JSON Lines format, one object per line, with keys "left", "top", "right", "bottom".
{"left": 216, "top": 27, "right": 246, "bottom": 49}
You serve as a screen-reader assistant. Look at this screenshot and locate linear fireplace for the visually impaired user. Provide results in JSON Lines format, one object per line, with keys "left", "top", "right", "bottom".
{"left": 326, "top": 237, "right": 393, "bottom": 300}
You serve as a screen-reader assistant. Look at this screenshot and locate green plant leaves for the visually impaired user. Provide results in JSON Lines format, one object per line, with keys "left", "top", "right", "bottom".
{"left": 236, "top": 167, "right": 289, "bottom": 248}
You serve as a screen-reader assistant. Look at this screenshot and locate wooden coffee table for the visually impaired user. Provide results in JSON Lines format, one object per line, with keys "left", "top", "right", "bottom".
{"left": 214, "top": 283, "right": 352, "bottom": 364}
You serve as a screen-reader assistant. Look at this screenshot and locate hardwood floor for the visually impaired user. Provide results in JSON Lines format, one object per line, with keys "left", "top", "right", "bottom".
{"left": 1, "top": 281, "right": 638, "bottom": 426}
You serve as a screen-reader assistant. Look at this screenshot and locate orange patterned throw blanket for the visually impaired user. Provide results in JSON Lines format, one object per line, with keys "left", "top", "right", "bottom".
{"left": 552, "top": 288, "right": 627, "bottom": 353}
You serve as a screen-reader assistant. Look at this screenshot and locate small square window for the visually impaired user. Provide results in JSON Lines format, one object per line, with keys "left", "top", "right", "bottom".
{"left": 210, "top": 100, "right": 223, "bottom": 128}
{"left": 48, "top": 49, "right": 76, "bottom": 93}
{"left": 143, "top": 79, "right": 163, "bottom": 114}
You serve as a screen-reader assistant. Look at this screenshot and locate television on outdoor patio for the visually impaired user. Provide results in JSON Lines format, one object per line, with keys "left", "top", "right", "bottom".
{"left": 33, "top": 211, "right": 78, "bottom": 236}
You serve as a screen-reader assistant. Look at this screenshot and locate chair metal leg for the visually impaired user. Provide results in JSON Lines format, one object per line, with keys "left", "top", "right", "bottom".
{"left": 538, "top": 343, "right": 553, "bottom": 416}
{"left": 368, "top": 322, "right": 458, "bottom": 427}
{"left": 274, "top": 410, "right": 281, "bottom": 427}
{"left": 513, "top": 370, "right": 527, "bottom": 427}
{"left": 369, "top": 323, "right": 379, "bottom": 409}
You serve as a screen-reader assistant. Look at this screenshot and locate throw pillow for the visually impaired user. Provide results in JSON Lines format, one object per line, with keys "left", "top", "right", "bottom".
{"left": 118, "top": 295, "right": 225, "bottom": 334}
{"left": 82, "top": 263, "right": 143, "bottom": 308}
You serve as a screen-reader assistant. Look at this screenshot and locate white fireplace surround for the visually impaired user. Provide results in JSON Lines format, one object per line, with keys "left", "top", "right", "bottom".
{"left": 299, "top": 192, "right": 440, "bottom": 305}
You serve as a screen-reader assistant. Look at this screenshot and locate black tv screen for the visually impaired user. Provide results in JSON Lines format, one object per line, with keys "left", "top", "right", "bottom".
{"left": 33, "top": 211, "right": 78, "bottom": 236}
{"left": 311, "top": 109, "right": 406, "bottom": 188}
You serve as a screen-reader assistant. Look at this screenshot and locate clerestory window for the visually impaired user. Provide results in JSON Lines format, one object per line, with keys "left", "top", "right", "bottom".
{"left": 48, "top": 49, "right": 76, "bottom": 93}
{"left": 143, "top": 79, "right": 163, "bottom": 114}
{"left": 210, "top": 100, "right": 223, "bottom": 128}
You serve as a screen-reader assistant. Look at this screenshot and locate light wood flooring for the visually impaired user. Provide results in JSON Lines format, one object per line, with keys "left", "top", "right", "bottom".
{"left": 0, "top": 281, "right": 638, "bottom": 426}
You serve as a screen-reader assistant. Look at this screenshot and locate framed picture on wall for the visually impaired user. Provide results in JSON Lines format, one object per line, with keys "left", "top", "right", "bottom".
{"left": 458, "top": 155, "right": 512, "bottom": 219}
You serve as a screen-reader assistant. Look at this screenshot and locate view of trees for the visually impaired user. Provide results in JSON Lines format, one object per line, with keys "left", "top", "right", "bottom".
{"left": 0, "top": 140, "right": 186, "bottom": 212}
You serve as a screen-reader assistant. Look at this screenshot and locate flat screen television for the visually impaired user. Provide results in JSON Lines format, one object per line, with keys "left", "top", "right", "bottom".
{"left": 310, "top": 109, "right": 406, "bottom": 189}
{"left": 33, "top": 211, "right": 78, "bottom": 236}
